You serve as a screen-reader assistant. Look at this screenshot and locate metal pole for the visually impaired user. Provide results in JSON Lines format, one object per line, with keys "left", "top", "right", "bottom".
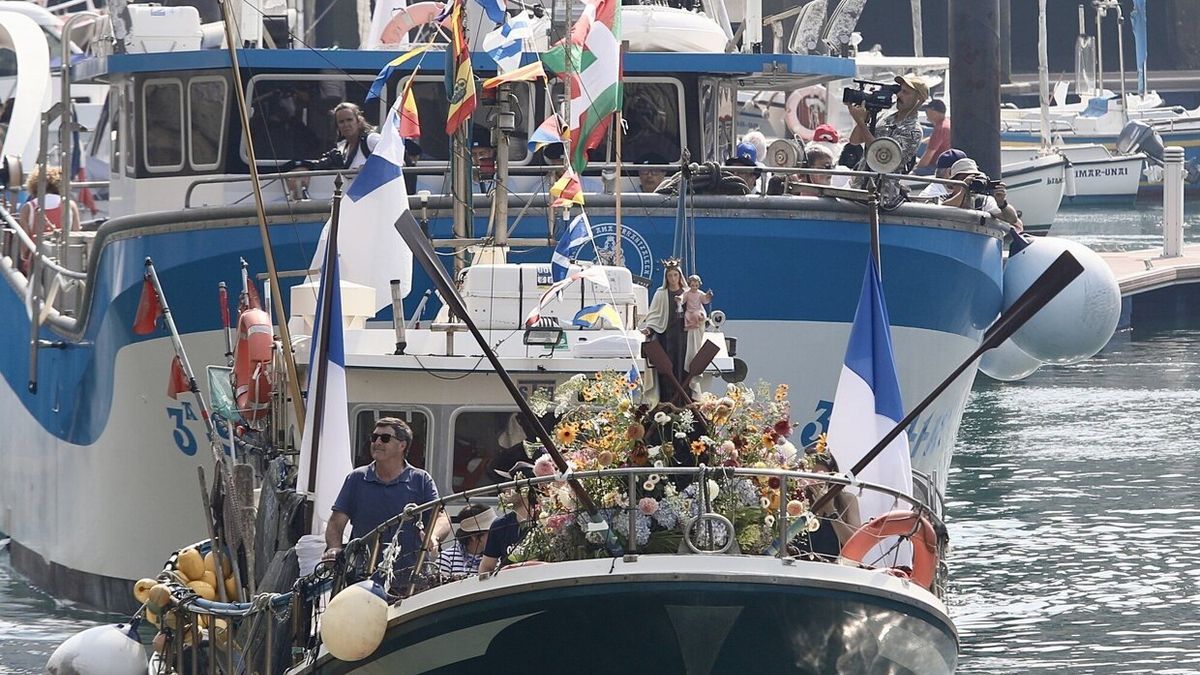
{"left": 626, "top": 472, "right": 637, "bottom": 553}
{"left": 613, "top": 42, "right": 626, "bottom": 266}
{"left": 451, "top": 127, "right": 470, "bottom": 276}
{"left": 494, "top": 84, "right": 512, "bottom": 249}
{"left": 58, "top": 12, "right": 99, "bottom": 265}
{"left": 1095, "top": 4, "right": 1105, "bottom": 94}
{"left": 910, "top": 0, "right": 923, "bottom": 58}
{"left": 1115, "top": 4, "right": 1128, "bottom": 123}
{"left": 217, "top": 0, "right": 307, "bottom": 429}
{"left": 1163, "top": 146, "right": 1184, "bottom": 259}
{"left": 304, "top": 176, "right": 344, "bottom": 497}
{"left": 1038, "top": 0, "right": 1051, "bottom": 152}
{"left": 868, "top": 178, "right": 881, "bottom": 274}
{"left": 390, "top": 279, "right": 407, "bottom": 355}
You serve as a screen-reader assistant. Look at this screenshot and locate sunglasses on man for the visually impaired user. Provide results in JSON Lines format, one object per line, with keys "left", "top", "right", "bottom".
{"left": 371, "top": 433, "right": 403, "bottom": 444}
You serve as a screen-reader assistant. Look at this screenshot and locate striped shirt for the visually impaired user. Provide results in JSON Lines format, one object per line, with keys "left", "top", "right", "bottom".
{"left": 437, "top": 541, "right": 482, "bottom": 576}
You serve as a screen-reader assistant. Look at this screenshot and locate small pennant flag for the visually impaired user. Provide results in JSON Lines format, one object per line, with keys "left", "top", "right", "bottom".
{"left": 167, "top": 355, "right": 190, "bottom": 400}
{"left": 524, "top": 266, "right": 609, "bottom": 326}
{"left": 482, "top": 61, "right": 546, "bottom": 89}
{"left": 472, "top": 0, "right": 506, "bottom": 25}
{"left": 133, "top": 276, "right": 162, "bottom": 335}
{"left": 551, "top": 212, "right": 592, "bottom": 282}
{"left": 399, "top": 77, "right": 421, "bottom": 139}
{"left": 528, "top": 114, "right": 566, "bottom": 153}
{"left": 572, "top": 303, "right": 623, "bottom": 328}
{"left": 367, "top": 43, "right": 431, "bottom": 103}
{"left": 482, "top": 12, "right": 531, "bottom": 74}
{"left": 550, "top": 170, "right": 584, "bottom": 208}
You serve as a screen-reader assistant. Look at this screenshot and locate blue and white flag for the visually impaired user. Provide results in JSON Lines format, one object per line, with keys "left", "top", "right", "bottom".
{"left": 827, "top": 253, "right": 912, "bottom": 527}
{"left": 473, "top": 0, "right": 507, "bottom": 26}
{"left": 551, "top": 212, "right": 593, "bottom": 282}
{"left": 481, "top": 11, "right": 531, "bottom": 74}
{"left": 296, "top": 253, "right": 353, "bottom": 532}
{"left": 309, "top": 95, "right": 415, "bottom": 312}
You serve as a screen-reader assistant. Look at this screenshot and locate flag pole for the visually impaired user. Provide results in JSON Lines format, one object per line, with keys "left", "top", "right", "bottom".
{"left": 810, "top": 251, "right": 1084, "bottom": 515}
{"left": 216, "top": 0, "right": 306, "bottom": 430}
{"left": 144, "top": 258, "right": 220, "bottom": 453}
{"left": 613, "top": 41, "right": 627, "bottom": 266}
{"left": 305, "top": 175, "right": 345, "bottom": 499}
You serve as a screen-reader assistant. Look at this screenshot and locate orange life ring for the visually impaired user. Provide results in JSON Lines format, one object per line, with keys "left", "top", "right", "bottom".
{"left": 379, "top": 2, "right": 448, "bottom": 45}
{"left": 233, "top": 308, "right": 273, "bottom": 423}
{"left": 840, "top": 510, "right": 938, "bottom": 591}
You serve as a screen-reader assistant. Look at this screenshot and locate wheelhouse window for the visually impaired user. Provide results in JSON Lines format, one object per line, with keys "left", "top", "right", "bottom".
{"left": 142, "top": 78, "right": 184, "bottom": 171}
{"left": 450, "top": 409, "right": 530, "bottom": 495}
{"left": 242, "top": 76, "right": 380, "bottom": 166}
{"left": 188, "top": 77, "right": 228, "bottom": 170}
{"left": 352, "top": 408, "right": 430, "bottom": 471}
{"left": 546, "top": 78, "right": 685, "bottom": 166}
{"left": 401, "top": 78, "right": 534, "bottom": 164}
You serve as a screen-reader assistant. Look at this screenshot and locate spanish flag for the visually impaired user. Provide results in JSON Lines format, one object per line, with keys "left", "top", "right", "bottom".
{"left": 482, "top": 61, "right": 546, "bottom": 89}
{"left": 399, "top": 76, "right": 421, "bottom": 139}
{"left": 445, "top": 0, "right": 477, "bottom": 135}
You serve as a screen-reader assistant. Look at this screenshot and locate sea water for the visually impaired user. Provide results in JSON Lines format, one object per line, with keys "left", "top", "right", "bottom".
{"left": 3, "top": 205, "right": 1200, "bottom": 673}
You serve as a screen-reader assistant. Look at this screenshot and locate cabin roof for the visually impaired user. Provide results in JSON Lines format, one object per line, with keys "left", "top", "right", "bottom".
{"left": 72, "top": 48, "right": 853, "bottom": 90}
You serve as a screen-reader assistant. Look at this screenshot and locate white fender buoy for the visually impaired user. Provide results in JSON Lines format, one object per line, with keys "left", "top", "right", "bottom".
{"left": 1003, "top": 236, "right": 1120, "bottom": 364}
{"left": 979, "top": 338, "right": 1043, "bottom": 381}
{"left": 45, "top": 621, "right": 147, "bottom": 675}
{"left": 320, "top": 580, "right": 389, "bottom": 661}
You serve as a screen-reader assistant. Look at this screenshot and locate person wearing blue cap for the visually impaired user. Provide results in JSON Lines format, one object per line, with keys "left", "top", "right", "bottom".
{"left": 727, "top": 139, "right": 765, "bottom": 193}
{"left": 918, "top": 148, "right": 968, "bottom": 199}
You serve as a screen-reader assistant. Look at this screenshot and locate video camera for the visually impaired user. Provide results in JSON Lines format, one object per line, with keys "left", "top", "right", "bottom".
{"left": 966, "top": 177, "right": 1003, "bottom": 195}
{"left": 842, "top": 79, "right": 901, "bottom": 112}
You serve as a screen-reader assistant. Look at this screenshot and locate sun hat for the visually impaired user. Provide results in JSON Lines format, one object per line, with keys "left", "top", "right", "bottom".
{"left": 894, "top": 74, "right": 930, "bottom": 102}
{"left": 457, "top": 507, "right": 496, "bottom": 534}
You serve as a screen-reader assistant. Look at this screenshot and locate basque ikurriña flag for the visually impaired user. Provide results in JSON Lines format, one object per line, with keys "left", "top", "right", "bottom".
{"left": 296, "top": 251, "right": 352, "bottom": 532}
{"left": 309, "top": 94, "right": 414, "bottom": 312}
{"left": 826, "top": 253, "right": 912, "bottom": 527}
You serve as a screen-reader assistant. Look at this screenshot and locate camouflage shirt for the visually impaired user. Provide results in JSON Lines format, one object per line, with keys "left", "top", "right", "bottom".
{"left": 853, "top": 112, "right": 924, "bottom": 209}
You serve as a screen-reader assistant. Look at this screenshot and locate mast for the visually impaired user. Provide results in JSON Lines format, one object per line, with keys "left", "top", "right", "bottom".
{"left": 1038, "top": 0, "right": 1051, "bottom": 152}
{"left": 613, "top": 42, "right": 625, "bottom": 266}
{"left": 216, "top": 0, "right": 307, "bottom": 428}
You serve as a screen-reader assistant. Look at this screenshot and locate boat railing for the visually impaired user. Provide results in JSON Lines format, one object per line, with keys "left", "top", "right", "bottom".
{"left": 182, "top": 168, "right": 361, "bottom": 209}
{"left": 0, "top": 205, "right": 89, "bottom": 324}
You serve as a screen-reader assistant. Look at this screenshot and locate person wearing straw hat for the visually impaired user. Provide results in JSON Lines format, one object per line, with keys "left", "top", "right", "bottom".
{"left": 437, "top": 504, "right": 497, "bottom": 576}
{"left": 847, "top": 74, "right": 928, "bottom": 208}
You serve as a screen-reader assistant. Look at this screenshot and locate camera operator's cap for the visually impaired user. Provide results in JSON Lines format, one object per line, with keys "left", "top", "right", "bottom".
{"left": 894, "top": 74, "right": 930, "bottom": 101}
{"left": 812, "top": 123, "right": 840, "bottom": 143}
{"left": 936, "top": 148, "right": 967, "bottom": 169}
{"left": 949, "top": 157, "right": 981, "bottom": 177}
{"left": 735, "top": 141, "right": 759, "bottom": 165}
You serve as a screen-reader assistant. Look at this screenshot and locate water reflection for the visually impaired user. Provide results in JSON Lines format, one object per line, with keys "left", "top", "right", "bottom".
{"left": 951, "top": 329, "right": 1200, "bottom": 673}
{"left": 0, "top": 546, "right": 118, "bottom": 673}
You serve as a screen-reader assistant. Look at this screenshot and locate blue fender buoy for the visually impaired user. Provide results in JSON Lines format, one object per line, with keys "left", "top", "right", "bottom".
{"left": 1003, "top": 237, "right": 1120, "bottom": 364}
{"left": 45, "top": 620, "right": 147, "bottom": 675}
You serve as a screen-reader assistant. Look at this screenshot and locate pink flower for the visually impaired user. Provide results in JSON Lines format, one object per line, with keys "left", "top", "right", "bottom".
{"left": 534, "top": 454, "right": 556, "bottom": 477}
{"left": 597, "top": 450, "right": 614, "bottom": 467}
{"left": 547, "top": 513, "right": 571, "bottom": 530}
{"left": 638, "top": 497, "right": 659, "bottom": 515}
{"left": 786, "top": 500, "right": 806, "bottom": 518}
{"left": 720, "top": 440, "right": 736, "bottom": 456}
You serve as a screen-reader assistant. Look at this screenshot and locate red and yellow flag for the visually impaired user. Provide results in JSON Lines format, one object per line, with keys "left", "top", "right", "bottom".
{"left": 445, "top": 0, "right": 477, "bottom": 135}
{"left": 550, "top": 170, "right": 584, "bottom": 207}
{"left": 399, "top": 76, "right": 421, "bottom": 139}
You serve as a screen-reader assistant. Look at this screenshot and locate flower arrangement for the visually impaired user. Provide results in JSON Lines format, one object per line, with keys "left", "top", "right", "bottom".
{"left": 510, "top": 372, "right": 838, "bottom": 562}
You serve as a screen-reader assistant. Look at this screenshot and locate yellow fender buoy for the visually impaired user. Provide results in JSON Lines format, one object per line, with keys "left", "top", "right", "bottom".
{"left": 132, "top": 578, "right": 156, "bottom": 605}
{"left": 177, "top": 548, "right": 204, "bottom": 581}
{"left": 187, "top": 580, "right": 217, "bottom": 601}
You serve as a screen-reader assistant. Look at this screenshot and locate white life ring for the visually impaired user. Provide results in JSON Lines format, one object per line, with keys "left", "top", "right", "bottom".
{"left": 785, "top": 85, "right": 828, "bottom": 141}
{"left": 379, "top": 2, "right": 449, "bottom": 45}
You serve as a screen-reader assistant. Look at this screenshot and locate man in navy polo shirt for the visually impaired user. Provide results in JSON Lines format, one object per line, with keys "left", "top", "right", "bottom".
{"left": 322, "top": 417, "right": 451, "bottom": 569}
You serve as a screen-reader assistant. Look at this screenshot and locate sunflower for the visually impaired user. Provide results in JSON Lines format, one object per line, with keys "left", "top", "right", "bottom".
{"left": 581, "top": 387, "right": 596, "bottom": 402}
{"left": 690, "top": 440, "right": 707, "bottom": 455}
{"left": 555, "top": 424, "right": 578, "bottom": 445}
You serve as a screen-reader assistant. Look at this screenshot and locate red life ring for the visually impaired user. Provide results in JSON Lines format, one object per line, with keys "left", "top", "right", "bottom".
{"left": 379, "top": 2, "right": 449, "bottom": 45}
{"left": 840, "top": 510, "right": 939, "bottom": 591}
{"left": 233, "top": 308, "right": 273, "bottom": 423}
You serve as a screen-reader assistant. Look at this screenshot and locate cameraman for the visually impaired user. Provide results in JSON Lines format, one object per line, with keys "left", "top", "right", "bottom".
{"left": 940, "top": 158, "right": 1024, "bottom": 232}
{"left": 285, "top": 102, "right": 380, "bottom": 200}
{"left": 848, "top": 74, "right": 928, "bottom": 208}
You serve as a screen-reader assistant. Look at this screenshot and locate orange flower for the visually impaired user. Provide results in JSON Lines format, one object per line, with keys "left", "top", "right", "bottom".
{"left": 691, "top": 440, "right": 706, "bottom": 455}
{"left": 581, "top": 387, "right": 596, "bottom": 401}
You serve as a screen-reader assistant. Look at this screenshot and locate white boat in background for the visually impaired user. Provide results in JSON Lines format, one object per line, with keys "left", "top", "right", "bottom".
{"left": 1000, "top": 154, "right": 1065, "bottom": 234}
{"left": 1001, "top": 143, "right": 1143, "bottom": 205}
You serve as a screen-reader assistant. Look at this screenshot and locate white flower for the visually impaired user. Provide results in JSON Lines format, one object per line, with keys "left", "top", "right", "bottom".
{"left": 568, "top": 373, "right": 586, "bottom": 384}
{"left": 664, "top": 484, "right": 678, "bottom": 497}
{"left": 764, "top": 514, "right": 776, "bottom": 528}
{"left": 653, "top": 459, "right": 665, "bottom": 468}
{"left": 643, "top": 480, "right": 656, "bottom": 491}
{"left": 648, "top": 474, "right": 660, "bottom": 484}
{"left": 699, "top": 435, "right": 715, "bottom": 446}
{"left": 759, "top": 497, "right": 770, "bottom": 509}
{"left": 648, "top": 445, "right": 662, "bottom": 458}
{"left": 675, "top": 432, "right": 686, "bottom": 439}
{"left": 805, "top": 514, "right": 821, "bottom": 533}
{"left": 706, "top": 479, "right": 721, "bottom": 500}
{"left": 654, "top": 412, "right": 671, "bottom": 424}
{"left": 778, "top": 440, "right": 798, "bottom": 462}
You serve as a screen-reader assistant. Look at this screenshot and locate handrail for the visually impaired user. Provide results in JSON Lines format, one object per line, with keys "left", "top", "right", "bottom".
{"left": 183, "top": 168, "right": 360, "bottom": 208}
{"left": 1, "top": 208, "right": 87, "bottom": 280}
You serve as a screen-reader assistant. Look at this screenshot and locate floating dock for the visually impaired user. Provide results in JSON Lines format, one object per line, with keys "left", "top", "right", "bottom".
{"left": 1101, "top": 245, "right": 1200, "bottom": 329}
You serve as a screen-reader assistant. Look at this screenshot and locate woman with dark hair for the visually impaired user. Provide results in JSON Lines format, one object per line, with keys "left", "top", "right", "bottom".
{"left": 792, "top": 447, "right": 862, "bottom": 561}
{"left": 437, "top": 504, "right": 496, "bottom": 577}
